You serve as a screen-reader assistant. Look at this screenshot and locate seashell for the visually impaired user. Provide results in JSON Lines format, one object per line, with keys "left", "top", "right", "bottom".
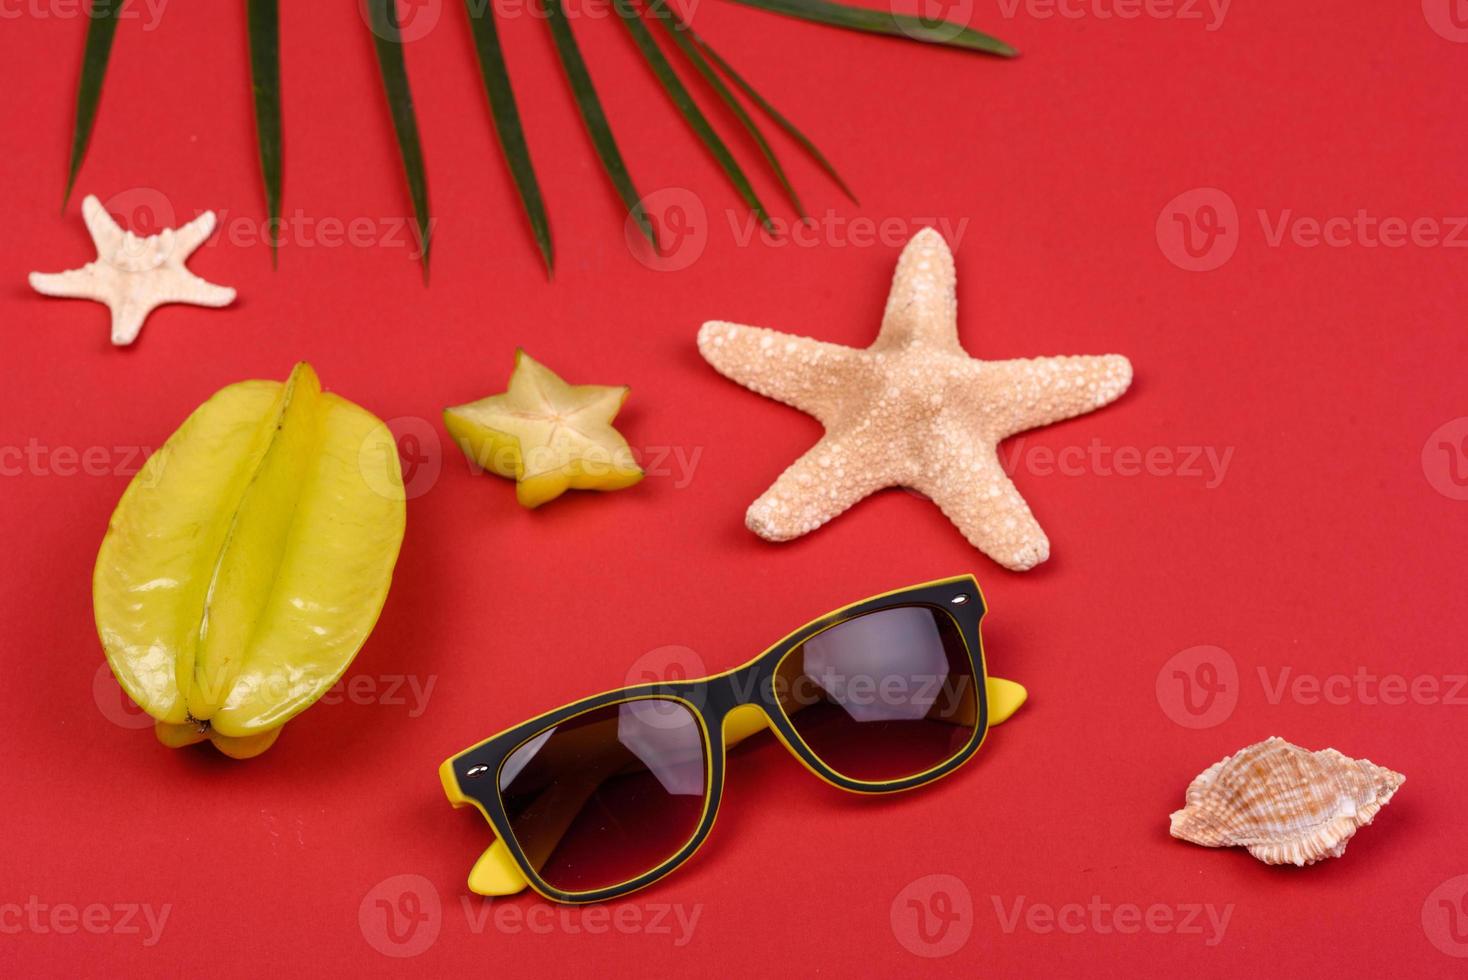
{"left": 1169, "top": 737, "right": 1404, "bottom": 866}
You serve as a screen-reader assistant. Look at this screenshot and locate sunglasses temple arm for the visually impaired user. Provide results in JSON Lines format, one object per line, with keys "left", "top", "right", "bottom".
{"left": 986, "top": 675, "right": 1027, "bottom": 725}
{"left": 468, "top": 836, "right": 532, "bottom": 896}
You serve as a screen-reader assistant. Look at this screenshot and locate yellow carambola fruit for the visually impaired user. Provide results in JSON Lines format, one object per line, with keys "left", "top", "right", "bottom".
{"left": 443, "top": 350, "right": 643, "bottom": 508}
{"left": 93, "top": 362, "right": 406, "bottom": 758}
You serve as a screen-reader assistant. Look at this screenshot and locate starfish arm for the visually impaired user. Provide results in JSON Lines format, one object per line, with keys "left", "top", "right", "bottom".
{"left": 160, "top": 269, "right": 237, "bottom": 309}
{"left": 744, "top": 432, "right": 891, "bottom": 541}
{"left": 914, "top": 449, "right": 1050, "bottom": 571}
{"left": 698, "top": 321, "right": 865, "bottom": 419}
{"left": 109, "top": 300, "right": 155, "bottom": 346}
{"left": 29, "top": 268, "right": 100, "bottom": 300}
{"left": 873, "top": 227, "right": 961, "bottom": 354}
{"left": 170, "top": 210, "right": 219, "bottom": 259}
{"left": 81, "top": 195, "right": 125, "bottom": 255}
{"left": 979, "top": 354, "right": 1133, "bottom": 439}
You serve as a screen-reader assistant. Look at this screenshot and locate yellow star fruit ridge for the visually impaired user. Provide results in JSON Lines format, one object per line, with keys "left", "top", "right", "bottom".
{"left": 443, "top": 350, "right": 644, "bottom": 508}
{"left": 92, "top": 363, "right": 406, "bottom": 758}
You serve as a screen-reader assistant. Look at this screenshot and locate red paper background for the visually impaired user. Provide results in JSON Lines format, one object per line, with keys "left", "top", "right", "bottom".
{"left": 3, "top": 0, "right": 1467, "bottom": 975}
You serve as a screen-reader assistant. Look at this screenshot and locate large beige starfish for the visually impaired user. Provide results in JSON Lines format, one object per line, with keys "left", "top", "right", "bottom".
{"left": 30, "top": 194, "right": 235, "bottom": 345}
{"left": 697, "top": 228, "right": 1133, "bottom": 571}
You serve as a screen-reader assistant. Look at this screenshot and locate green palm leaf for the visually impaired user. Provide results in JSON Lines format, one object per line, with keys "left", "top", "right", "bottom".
{"left": 648, "top": 1, "right": 805, "bottom": 219}
{"left": 63, "top": 3, "right": 123, "bottom": 209}
{"left": 540, "top": 0, "right": 655, "bottom": 249}
{"left": 466, "top": 0, "right": 554, "bottom": 274}
{"left": 246, "top": 0, "right": 282, "bottom": 264}
{"left": 690, "top": 30, "right": 856, "bottom": 203}
{"left": 613, "top": 0, "right": 772, "bottom": 230}
{"left": 365, "top": 0, "right": 432, "bottom": 276}
{"left": 720, "top": 0, "right": 1016, "bottom": 57}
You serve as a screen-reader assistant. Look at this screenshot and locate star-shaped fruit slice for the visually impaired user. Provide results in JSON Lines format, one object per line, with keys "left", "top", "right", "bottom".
{"left": 30, "top": 194, "right": 235, "bottom": 345}
{"left": 444, "top": 351, "right": 644, "bottom": 508}
{"left": 698, "top": 227, "right": 1133, "bottom": 571}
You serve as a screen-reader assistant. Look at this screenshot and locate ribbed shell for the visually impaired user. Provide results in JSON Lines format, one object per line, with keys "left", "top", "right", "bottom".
{"left": 1169, "top": 737, "right": 1404, "bottom": 866}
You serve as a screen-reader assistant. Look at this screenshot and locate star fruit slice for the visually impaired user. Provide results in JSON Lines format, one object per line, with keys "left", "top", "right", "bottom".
{"left": 443, "top": 350, "right": 643, "bottom": 508}
{"left": 93, "top": 362, "right": 405, "bottom": 758}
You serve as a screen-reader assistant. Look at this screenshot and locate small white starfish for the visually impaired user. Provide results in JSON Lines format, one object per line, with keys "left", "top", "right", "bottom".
{"left": 30, "top": 194, "right": 236, "bottom": 345}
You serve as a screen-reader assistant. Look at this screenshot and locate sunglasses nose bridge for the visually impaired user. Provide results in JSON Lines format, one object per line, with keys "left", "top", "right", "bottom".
{"left": 706, "top": 665, "right": 778, "bottom": 748}
{"left": 720, "top": 702, "right": 770, "bottom": 748}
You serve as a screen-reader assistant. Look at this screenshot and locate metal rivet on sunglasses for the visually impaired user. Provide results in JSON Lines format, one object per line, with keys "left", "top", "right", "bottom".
{"left": 950, "top": 594, "right": 970, "bottom": 605}
{"left": 465, "top": 765, "right": 489, "bottom": 778}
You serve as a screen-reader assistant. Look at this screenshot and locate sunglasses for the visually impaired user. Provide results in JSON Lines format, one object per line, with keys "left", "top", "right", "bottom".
{"left": 438, "top": 575, "right": 1027, "bottom": 903}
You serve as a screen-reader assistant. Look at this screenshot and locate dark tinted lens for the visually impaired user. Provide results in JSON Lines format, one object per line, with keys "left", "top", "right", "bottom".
{"left": 774, "top": 605, "right": 979, "bottom": 782}
{"left": 496, "top": 698, "right": 708, "bottom": 894}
